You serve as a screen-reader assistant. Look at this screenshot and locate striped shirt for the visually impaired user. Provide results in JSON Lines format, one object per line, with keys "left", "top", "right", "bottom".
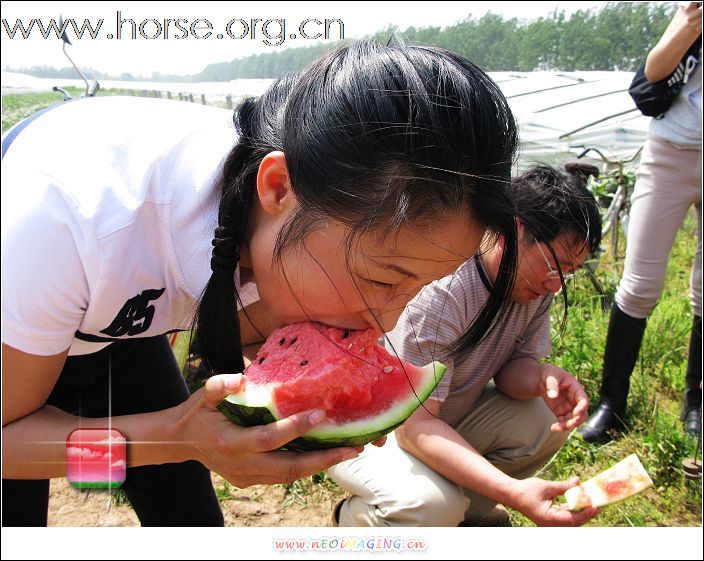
{"left": 385, "top": 255, "right": 553, "bottom": 428}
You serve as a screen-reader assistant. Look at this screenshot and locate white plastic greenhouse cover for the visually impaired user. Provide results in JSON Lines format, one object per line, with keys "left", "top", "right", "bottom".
{"left": 2, "top": 69, "right": 651, "bottom": 172}
{"left": 489, "top": 71, "right": 650, "bottom": 172}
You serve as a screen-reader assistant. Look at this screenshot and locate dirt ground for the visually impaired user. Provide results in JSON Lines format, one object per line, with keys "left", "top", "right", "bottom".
{"left": 47, "top": 472, "right": 345, "bottom": 527}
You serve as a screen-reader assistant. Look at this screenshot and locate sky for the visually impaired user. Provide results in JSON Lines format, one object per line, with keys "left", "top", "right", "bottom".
{"left": 1, "top": 1, "right": 610, "bottom": 77}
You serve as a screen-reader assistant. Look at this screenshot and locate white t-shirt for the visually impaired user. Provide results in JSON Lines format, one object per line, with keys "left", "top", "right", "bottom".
{"left": 2, "top": 96, "right": 257, "bottom": 356}
{"left": 650, "top": 50, "right": 702, "bottom": 147}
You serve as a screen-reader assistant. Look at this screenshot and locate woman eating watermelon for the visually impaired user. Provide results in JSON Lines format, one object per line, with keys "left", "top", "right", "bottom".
{"left": 2, "top": 40, "right": 519, "bottom": 526}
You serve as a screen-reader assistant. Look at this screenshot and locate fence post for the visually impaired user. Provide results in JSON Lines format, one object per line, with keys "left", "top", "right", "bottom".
{"left": 226, "top": 95, "right": 233, "bottom": 109}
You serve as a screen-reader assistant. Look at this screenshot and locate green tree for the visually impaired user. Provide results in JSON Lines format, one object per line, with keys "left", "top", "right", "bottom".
{"left": 9, "top": 2, "right": 678, "bottom": 80}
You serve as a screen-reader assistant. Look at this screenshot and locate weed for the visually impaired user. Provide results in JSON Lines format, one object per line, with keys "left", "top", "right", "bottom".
{"left": 282, "top": 478, "right": 311, "bottom": 509}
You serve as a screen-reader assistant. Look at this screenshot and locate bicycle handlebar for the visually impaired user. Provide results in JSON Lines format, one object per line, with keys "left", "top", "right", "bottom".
{"left": 54, "top": 15, "right": 99, "bottom": 99}
{"left": 564, "top": 161, "right": 600, "bottom": 184}
{"left": 574, "top": 145, "right": 643, "bottom": 168}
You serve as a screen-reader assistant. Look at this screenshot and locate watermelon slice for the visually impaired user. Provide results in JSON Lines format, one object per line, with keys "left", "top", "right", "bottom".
{"left": 564, "top": 454, "right": 654, "bottom": 511}
{"left": 217, "top": 322, "right": 445, "bottom": 451}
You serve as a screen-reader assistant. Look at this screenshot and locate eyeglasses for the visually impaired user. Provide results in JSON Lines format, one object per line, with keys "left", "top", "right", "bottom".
{"left": 535, "top": 241, "right": 576, "bottom": 282}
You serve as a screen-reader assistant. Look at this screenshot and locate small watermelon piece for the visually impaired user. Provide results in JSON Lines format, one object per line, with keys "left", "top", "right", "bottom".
{"left": 564, "top": 454, "right": 654, "bottom": 511}
{"left": 217, "top": 322, "right": 445, "bottom": 451}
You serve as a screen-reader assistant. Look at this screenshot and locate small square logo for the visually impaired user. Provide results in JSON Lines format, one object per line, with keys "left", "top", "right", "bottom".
{"left": 66, "top": 428, "right": 126, "bottom": 489}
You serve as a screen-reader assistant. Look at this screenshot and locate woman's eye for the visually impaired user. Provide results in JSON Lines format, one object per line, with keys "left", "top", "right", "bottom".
{"left": 364, "top": 278, "right": 394, "bottom": 289}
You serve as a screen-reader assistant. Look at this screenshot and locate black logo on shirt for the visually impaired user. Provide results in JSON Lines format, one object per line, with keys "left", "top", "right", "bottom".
{"left": 100, "top": 288, "right": 166, "bottom": 337}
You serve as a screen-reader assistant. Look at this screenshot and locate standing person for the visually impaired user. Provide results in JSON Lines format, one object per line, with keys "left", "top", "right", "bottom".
{"left": 1, "top": 41, "right": 520, "bottom": 526}
{"left": 328, "top": 165, "right": 603, "bottom": 527}
{"left": 579, "top": 2, "right": 702, "bottom": 444}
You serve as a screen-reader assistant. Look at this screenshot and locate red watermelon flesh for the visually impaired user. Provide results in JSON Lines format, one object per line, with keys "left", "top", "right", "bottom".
{"left": 243, "top": 322, "right": 427, "bottom": 423}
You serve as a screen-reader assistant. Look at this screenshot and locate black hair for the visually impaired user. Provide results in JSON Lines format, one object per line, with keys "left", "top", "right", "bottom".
{"left": 514, "top": 164, "right": 601, "bottom": 253}
{"left": 193, "top": 40, "right": 520, "bottom": 374}
{"left": 513, "top": 163, "right": 603, "bottom": 328}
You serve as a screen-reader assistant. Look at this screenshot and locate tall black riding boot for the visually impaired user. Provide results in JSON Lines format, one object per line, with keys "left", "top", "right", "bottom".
{"left": 578, "top": 304, "right": 648, "bottom": 444}
{"left": 682, "top": 315, "right": 702, "bottom": 437}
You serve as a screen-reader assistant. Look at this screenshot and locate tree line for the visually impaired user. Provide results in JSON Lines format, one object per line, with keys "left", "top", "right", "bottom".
{"left": 7, "top": 2, "right": 678, "bottom": 82}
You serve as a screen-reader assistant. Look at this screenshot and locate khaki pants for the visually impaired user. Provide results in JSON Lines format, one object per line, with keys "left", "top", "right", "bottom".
{"left": 615, "top": 136, "right": 702, "bottom": 319}
{"left": 327, "top": 386, "right": 568, "bottom": 527}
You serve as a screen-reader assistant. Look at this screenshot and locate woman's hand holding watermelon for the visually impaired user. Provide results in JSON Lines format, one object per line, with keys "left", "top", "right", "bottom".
{"left": 172, "top": 373, "right": 362, "bottom": 488}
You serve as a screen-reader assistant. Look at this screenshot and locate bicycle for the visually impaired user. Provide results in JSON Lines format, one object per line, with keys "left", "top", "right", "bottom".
{"left": 571, "top": 145, "right": 643, "bottom": 262}
{"left": 560, "top": 146, "right": 643, "bottom": 311}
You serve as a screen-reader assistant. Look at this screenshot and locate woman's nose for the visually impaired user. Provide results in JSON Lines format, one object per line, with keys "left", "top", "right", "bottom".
{"left": 362, "top": 303, "right": 407, "bottom": 334}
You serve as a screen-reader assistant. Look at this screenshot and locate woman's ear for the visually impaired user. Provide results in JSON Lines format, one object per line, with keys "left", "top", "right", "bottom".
{"left": 495, "top": 217, "right": 522, "bottom": 252}
{"left": 496, "top": 232, "right": 506, "bottom": 253}
{"left": 256, "top": 151, "right": 294, "bottom": 215}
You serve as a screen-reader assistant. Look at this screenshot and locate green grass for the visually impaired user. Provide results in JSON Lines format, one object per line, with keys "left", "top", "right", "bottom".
{"left": 2, "top": 89, "right": 73, "bottom": 133}
{"left": 3, "top": 91, "right": 700, "bottom": 527}
{"left": 1, "top": 86, "right": 224, "bottom": 134}
{"left": 532, "top": 213, "right": 702, "bottom": 527}
{"left": 109, "top": 487, "right": 130, "bottom": 508}
{"left": 282, "top": 472, "right": 341, "bottom": 509}
{"left": 1, "top": 87, "right": 144, "bottom": 133}
{"left": 215, "top": 480, "right": 260, "bottom": 503}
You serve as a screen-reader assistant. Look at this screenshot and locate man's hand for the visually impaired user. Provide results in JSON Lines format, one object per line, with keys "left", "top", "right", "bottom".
{"left": 508, "top": 477, "right": 600, "bottom": 526}
{"left": 539, "top": 364, "right": 589, "bottom": 432}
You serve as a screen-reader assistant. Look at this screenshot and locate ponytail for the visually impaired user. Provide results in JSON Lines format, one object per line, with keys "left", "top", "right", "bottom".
{"left": 192, "top": 76, "right": 297, "bottom": 374}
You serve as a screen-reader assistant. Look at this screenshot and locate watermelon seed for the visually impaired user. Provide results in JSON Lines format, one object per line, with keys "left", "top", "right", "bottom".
{"left": 258, "top": 357, "right": 266, "bottom": 364}
{"left": 348, "top": 343, "right": 353, "bottom": 350}
{"left": 290, "top": 338, "right": 298, "bottom": 345}
{"left": 383, "top": 366, "right": 394, "bottom": 373}
{"left": 279, "top": 338, "right": 286, "bottom": 345}
{"left": 342, "top": 331, "right": 351, "bottom": 339}
{"left": 299, "top": 360, "right": 308, "bottom": 366}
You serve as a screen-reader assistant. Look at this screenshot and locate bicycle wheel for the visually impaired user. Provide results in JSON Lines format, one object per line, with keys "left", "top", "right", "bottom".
{"left": 611, "top": 212, "right": 620, "bottom": 259}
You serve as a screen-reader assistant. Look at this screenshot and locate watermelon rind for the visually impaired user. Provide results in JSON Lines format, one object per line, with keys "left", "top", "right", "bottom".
{"left": 564, "top": 453, "right": 654, "bottom": 511}
{"left": 217, "top": 361, "right": 446, "bottom": 451}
